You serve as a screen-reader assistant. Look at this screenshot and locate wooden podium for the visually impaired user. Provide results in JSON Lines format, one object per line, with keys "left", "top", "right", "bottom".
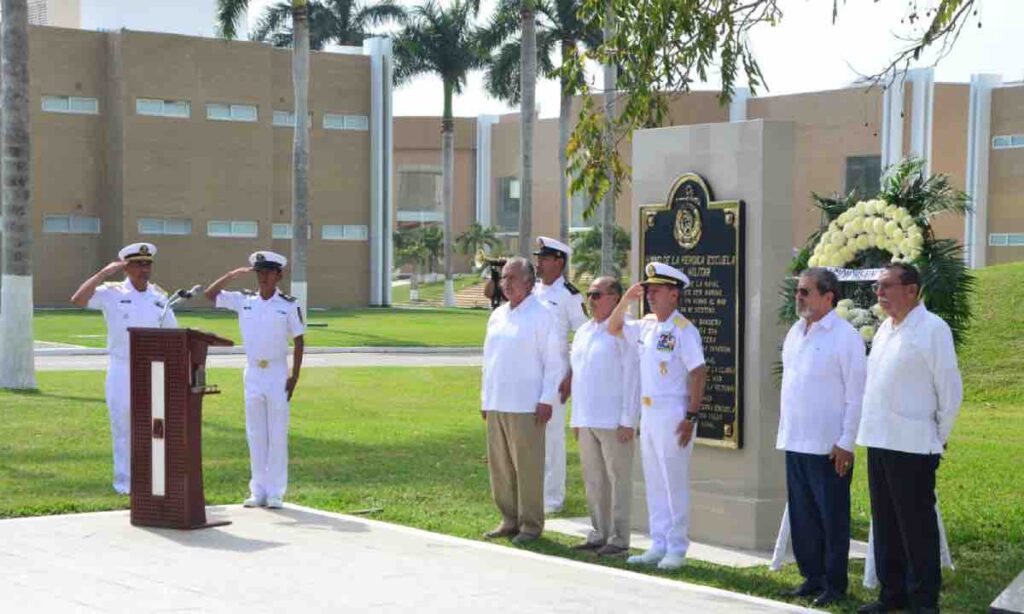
{"left": 128, "top": 328, "right": 233, "bottom": 529}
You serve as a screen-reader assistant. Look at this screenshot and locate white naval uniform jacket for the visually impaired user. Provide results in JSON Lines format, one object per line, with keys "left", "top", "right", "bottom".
{"left": 87, "top": 279, "right": 179, "bottom": 359}
{"left": 215, "top": 290, "right": 305, "bottom": 367}
{"left": 623, "top": 311, "right": 705, "bottom": 407}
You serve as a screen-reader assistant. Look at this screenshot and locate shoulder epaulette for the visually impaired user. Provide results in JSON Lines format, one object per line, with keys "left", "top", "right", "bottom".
{"left": 241, "top": 289, "right": 257, "bottom": 296}
{"left": 564, "top": 280, "right": 580, "bottom": 295}
{"left": 673, "top": 315, "right": 691, "bottom": 329}
{"left": 279, "top": 292, "right": 297, "bottom": 302}
{"left": 643, "top": 313, "right": 658, "bottom": 321}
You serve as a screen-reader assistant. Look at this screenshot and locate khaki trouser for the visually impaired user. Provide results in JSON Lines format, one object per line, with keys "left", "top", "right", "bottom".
{"left": 486, "top": 411, "right": 546, "bottom": 537}
{"left": 578, "top": 427, "right": 635, "bottom": 548}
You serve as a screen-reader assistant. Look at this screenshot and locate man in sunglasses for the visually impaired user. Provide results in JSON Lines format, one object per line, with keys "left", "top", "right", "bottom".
{"left": 777, "top": 267, "right": 866, "bottom": 607}
{"left": 568, "top": 276, "right": 639, "bottom": 557}
{"left": 856, "top": 263, "right": 962, "bottom": 614}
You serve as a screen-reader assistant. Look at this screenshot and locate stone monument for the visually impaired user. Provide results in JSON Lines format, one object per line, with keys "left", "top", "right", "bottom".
{"left": 629, "top": 120, "right": 795, "bottom": 551}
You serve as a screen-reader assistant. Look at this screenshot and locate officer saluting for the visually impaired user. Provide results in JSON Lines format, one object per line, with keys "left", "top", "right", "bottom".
{"left": 71, "top": 242, "right": 178, "bottom": 494}
{"left": 204, "top": 251, "right": 305, "bottom": 509}
{"left": 608, "top": 262, "right": 707, "bottom": 570}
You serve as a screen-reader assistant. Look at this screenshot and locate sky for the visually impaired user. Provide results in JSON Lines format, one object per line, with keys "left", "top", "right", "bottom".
{"left": 244, "top": 0, "right": 1024, "bottom": 119}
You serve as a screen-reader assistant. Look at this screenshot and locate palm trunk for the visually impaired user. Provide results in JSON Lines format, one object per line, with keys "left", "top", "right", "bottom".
{"left": 442, "top": 82, "right": 456, "bottom": 307}
{"left": 558, "top": 64, "right": 571, "bottom": 246}
{"left": 518, "top": 1, "right": 537, "bottom": 258}
{"left": 410, "top": 262, "right": 420, "bottom": 302}
{"left": 291, "top": 0, "right": 311, "bottom": 314}
{"left": 0, "top": 0, "right": 37, "bottom": 390}
{"left": 599, "top": 0, "right": 616, "bottom": 275}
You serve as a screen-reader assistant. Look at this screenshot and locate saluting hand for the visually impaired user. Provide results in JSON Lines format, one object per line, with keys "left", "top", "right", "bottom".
{"left": 101, "top": 260, "right": 127, "bottom": 278}
{"left": 230, "top": 266, "right": 253, "bottom": 278}
{"left": 624, "top": 282, "right": 645, "bottom": 302}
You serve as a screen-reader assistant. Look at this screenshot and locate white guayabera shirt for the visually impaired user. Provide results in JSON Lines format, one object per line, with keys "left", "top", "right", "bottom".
{"left": 569, "top": 318, "right": 640, "bottom": 430}
{"left": 777, "top": 309, "right": 867, "bottom": 455}
{"left": 857, "top": 303, "right": 963, "bottom": 454}
{"left": 481, "top": 294, "right": 563, "bottom": 413}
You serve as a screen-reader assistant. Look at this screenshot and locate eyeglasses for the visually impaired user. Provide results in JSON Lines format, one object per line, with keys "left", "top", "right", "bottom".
{"left": 872, "top": 281, "right": 912, "bottom": 292}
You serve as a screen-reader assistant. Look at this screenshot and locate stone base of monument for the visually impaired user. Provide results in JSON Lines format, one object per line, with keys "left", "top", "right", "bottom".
{"left": 629, "top": 120, "right": 796, "bottom": 552}
{"left": 991, "top": 570, "right": 1024, "bottom": 613}
{"left": 544, "top": 516, "right": 869, "bottom": 569}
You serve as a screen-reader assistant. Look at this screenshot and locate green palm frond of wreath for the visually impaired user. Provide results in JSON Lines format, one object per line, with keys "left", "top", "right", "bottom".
{"left": 779, "top": 157, "right": 974, "bottom": 350}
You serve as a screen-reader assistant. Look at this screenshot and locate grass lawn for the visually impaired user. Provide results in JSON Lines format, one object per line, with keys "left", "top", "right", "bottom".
{"left": 33, "top": 307, "right": 488, "bottom": 348}
{"left": 2, "top": 364, "right": 1020, "bottom": 613}
{"left": 391, "top": 276, "right": 483, "bottom": 305}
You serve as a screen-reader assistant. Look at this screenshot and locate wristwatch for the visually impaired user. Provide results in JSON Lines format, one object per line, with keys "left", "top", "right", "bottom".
{"left": 684, "top": 412, "right": 699, "bottom": 424}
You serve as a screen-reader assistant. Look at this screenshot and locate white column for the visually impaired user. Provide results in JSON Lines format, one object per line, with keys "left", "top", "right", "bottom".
{"left": 729, "top": 87, "right": 750, "bottom": 122}
{"left": 881, "top": 75, "right": 905, "bottom": 170}
{"left": 475, "top": 115, "right": 498, "bottom": 228}
{"left": 965, "top": 74, "right": 1002, "bottom": 269}
{"left": 907, "top": 67, "right": 935, "bottom": 174}
{"left": 364, "top": 37, "right": 394, "bottom": 306}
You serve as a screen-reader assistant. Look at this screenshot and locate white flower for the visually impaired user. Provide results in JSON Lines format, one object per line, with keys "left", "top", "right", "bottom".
{"left": 828, "top": 221, "right": 840, "bottom": 233}
{"left": 863, "top": 201, "right": 877, "bottom": 215}
{"left": 854, "top": 202, "right": 866, "bottom": 215}
{"left": 859, "top": 325, "right": 876, "bottom": 342}
{"left": 808, "top": 255, "right": 820, "bottom": 266}
{"left": 855, "top": 234, "right": 871, "bottom": 250}
{"left": 867, "top": 234, "right": 879, "bottom": 248}
{"left": 847, "top": 217, "right": 864, "bottom": 233}
{"left": 837, "top": 211, "right": 852, "bottom": 225}
{"left": 837, "top": 298, "right": 855, "bottom": 310}
{"left": 836, "top": 305, "right": 851, "bottom": 320}
{"left": 873, "top": 218, "right": 888, "bottom": 235}
{"left": 839, "top": 247, "right": 855, "bottom": 264}
{"left": 870, "top": 303, "right": 884, "bottom": 318}
{"left": 831, "top": 232, "right": 847, "bottom": 247}
{"left": 910, "top": 234, "right": 924, "bottom": 248}
{"left": 886, "top": 221, "right": 903, "bottom": 238}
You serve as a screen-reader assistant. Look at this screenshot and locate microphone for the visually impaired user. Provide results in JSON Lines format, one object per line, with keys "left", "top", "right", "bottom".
{"left": 176, "top": 285, "right": 203, "bottom": 299}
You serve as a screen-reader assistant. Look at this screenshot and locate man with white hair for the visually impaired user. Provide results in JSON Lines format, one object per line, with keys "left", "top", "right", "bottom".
{"left": 480, "top": 257, "right": 562, "bottom": 544}
{"left": 205, "top": 251, "right": 305, "bottom": 509}
{"left": 71, "top": 242, "right": 178, "bottom": 494}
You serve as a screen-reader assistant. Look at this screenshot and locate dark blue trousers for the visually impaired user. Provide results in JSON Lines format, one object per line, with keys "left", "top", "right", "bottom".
{"left": 786, "top": 451, "right": 852, "bottom": 595}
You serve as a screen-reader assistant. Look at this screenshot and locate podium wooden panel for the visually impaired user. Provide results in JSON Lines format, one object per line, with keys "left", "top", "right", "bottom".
{"left": 128, "top": 328, "right": 233, "bottom": 529}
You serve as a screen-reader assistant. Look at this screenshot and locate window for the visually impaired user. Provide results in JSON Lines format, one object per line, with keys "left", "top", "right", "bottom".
{"left": 272, "top": 110, "right": 312, "bottom": 127}
{"left": 271, "top": 223, "right": 312, "bottom": 239}
{"left": 207, "top": 103, "right": 258, "bottom": 122}
{"left": 207, "top": 220, "right": 258, "bottom": 238}
{"left": 495, "top": 176, "right": 520, "bottom": 232}
{"left": 43, "top": 215, "right": 100, "bottom": 234}
{"left": 570, "top": 190, "right": 595, "bottom": 231}
{"left": 322, "top": 224, "right": 368, "bottom": 241}
{"left": 136, "top": 98, "right": 191, "bottom": 118}
{"left": 41, "top": 95, "right": 99, "bottom": 115}
{"left": 845, "top": 155, "right": 882, "bottom": 199}
{"left": 992, "top": 134, "right": 1024, "bottom": 150}
{"left": 990, "top": 233, "right": 1024, "bottom": 246}
{"left": 138, "top": 218, "right": 192, "bottom": 235}
{"left": 396, "top": 168, "right": 443, "bottom": 223}
{"left": 323, "top": 113, "right": 369, "bottom": 131}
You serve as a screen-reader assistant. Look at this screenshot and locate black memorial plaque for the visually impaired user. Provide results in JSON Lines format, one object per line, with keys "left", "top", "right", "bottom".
{"left": 639, "top": 173, "right": 745, "bottom": 448}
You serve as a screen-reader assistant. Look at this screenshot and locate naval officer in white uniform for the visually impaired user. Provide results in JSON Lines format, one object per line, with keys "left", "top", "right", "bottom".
{"left": 205, "top": 251, "right": 305, "bottom": 509}
{"left": 71, "top": 242, "right": 179, "bottom": 494}
{"left": 531, "top": 237, "right": 587, "bottom": 513}
{"left": 608, "top": 262, "right": 707, "bottom": 570}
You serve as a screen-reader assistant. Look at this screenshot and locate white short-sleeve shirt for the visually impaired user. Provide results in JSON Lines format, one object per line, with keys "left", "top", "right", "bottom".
{"left": 216, "top": 290, "right": 305, "bottom": 362}
{"left": 86, "top": 279, "right": 178, "bottom": 359}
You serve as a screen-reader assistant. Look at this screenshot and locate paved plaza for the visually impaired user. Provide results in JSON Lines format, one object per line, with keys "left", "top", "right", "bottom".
{"left": 0, "top": 504, "right": 818, "bottom": 613}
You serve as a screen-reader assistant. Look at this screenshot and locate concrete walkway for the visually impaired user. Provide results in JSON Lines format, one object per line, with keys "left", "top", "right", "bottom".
{"left": 0, "top": 505, "right": 816, "bottom": 613}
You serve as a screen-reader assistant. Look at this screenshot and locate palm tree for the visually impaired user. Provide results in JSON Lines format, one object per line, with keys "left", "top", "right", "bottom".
{"left": 394, "top": 226, "right": 429, "bottom": 301}
{"left": 218, "top": 0, "right": 311, "bottom": 314}
{"left": 568, "top": 224, "right": 630, "bottom": 284}
{"left": 393, "top": 0, "right": 486, "bottom": 307}
{"left": 482, "top": 0, "right": 601, "bottom": 246}
{"left": 250, "top": 0, "right": 406, "bottom": 49}
{"left": 455, "top": 222, "right": 503, "bottom": 259}
{"left": 0, "top": 0, "right": 37, "bottom": 390}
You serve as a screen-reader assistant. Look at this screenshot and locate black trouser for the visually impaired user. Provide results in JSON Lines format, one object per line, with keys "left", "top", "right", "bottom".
{"left": 867, "top": 447, "right": 942, "bottom": 609}
{"left": 786, "top": 451, "right": 852, "bottom": 595}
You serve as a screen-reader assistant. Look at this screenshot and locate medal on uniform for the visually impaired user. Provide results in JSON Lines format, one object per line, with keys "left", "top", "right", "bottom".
{"left": 659, "top": 361, "right": 668, "bottom": 376}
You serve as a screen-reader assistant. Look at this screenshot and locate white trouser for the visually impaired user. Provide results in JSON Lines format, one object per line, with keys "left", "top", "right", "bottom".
{"left": 105, "top": 358, "right": 131, "bottom": 494}
{"left": 639, "top": 396, "right": 694, "bottom": 556}
{"left": 544, "top": 397, "right": 567, "bottom": 509}
{"left": 244, "top": 362, "right": 291, "bottom": 499}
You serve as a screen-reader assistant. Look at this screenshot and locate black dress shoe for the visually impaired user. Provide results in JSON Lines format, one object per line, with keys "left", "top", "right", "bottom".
{"left": 781, "top": 582, "right": 823, "bottom": 598}
{"left": 812, "top": 592, "right": 846, "bottom": 607}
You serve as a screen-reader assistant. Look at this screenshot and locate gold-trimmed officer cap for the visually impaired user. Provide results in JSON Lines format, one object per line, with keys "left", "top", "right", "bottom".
{"left": 642, "top": 261, "right": 690, "bottom": 289}
{"left": 119, "top": 242, "right": 157, "bottom": 263}
{"left": 249, "top": 250, "right": 287, "bottom": 271}
{"left": 533, "top": 236, "right": 572, "bottom": 259}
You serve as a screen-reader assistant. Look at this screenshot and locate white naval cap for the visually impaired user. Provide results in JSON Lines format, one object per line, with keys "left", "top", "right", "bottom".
{"left": 642, "top": 261, "right": 691, "bottom": 289}
{"left": 119, "top": 242, "right": 157, "bottom": 262}
{"left": 249, "top": 250, "right": 288, "bottom": 271}
{"left": 533, "top": 236, "right": 572, "bottom": 259}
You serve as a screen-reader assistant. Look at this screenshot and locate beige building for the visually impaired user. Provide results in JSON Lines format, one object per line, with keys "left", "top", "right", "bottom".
{"left": 16, "top": 25, "right": 392, "bottom": 307}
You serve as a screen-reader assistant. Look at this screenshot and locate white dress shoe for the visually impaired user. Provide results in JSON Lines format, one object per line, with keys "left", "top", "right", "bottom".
{"left": 656, "top": 552, "right": 687, "bottom": 570}
{"left": 243, "top": 495, "right": 266, "bottom": 508}
{"left": 266, "top": 497, "right": 284, "bottom": 509}
{"left": 626, "top": 549, "right": 665, "bottom": 566}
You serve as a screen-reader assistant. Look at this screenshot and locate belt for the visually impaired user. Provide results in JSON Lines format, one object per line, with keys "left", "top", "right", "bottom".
{"left": 641, "top": 395, "right": 688, "bottom": 408}
{"left": 248, "top": 358, "right": 285, "bottom": 369}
